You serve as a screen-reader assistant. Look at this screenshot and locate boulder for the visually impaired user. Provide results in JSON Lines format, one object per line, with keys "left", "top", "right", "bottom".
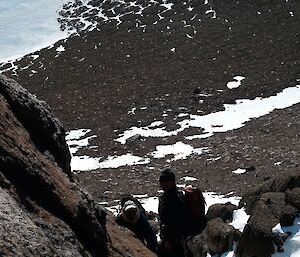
{"left": 0, "top": 187, "right": 91, "bottom": 257}
{"left": 205, "top": 218, "right": 241, "bottom": 256}
{"left": 260, "top": 192, "right": 298, "bottom": 226}
{"left": 240, "top": 172, "right": 300, "bottom": 214}
{"left": 185, "top": 218, "right": 241, "bottom": 257}
{"left": 185, "top": 232, "right": 208, "bottom": 257}
{"left": 126, "top": 134, "right": 143, "bottom": 144}
{"left": 206, "top": 202, "right": 238, "bottom": 222}
{"left": 286, "top": 187, "right": 300, "bottom": 210}
{"left": 236, "top": 171, "right": 300, "bottom": 257}
{"left": 236, "top": 201, "right": 278, "bottom": 257}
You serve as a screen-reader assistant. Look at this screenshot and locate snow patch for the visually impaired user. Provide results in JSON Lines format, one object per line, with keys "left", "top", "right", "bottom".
{"left": 181, "top": 176, "right": 198, "bottom": 182}
{"left": 98, "top": 154, "right": 150, "bottom": 169}
{"left": 275, "top": 161, "right": 283, "bottom": 166}
{"left": 140, "top": 196, "right": 160, "bottom": 214}
{"left": 178, "top": 113, "right": 189, "bottom": 118}
{"left": 56, "top": 45, "right": 65, "bottom": 52}
{"left": 116, "top": 123, "right": 180, "bottom": 144}
{"left": 66, "top": 129, "right": 96, "bottom": 154}
{"left": 232, "top": 168, "right": 247, "bottom": 174}
{"left": 71, "top": 155, "right": 101, "bottom": 171}
{"left": 117, "top": 85, "right": 300, "bottom": 144}
{"left": 151, "top": 141, "right": 208, "bottom": 161}
{"left": 230, "top": 208, "right": 250, "bottom": 232}
{"left": 204, "top": 192, "right": 240, "bottom": 212}
{"left": 205, "top": 8, "right": 217, "bottom": 19}
{"left": 227, "top": 76, "right": 245, "bottom": 89}
{"left": 272, "top": 218, "right": 300, "bottom": 257}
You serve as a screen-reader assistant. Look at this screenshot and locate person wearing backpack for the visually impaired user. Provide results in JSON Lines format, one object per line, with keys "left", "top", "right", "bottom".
{"left": 184, "top": 185, "right": 207, "bottom": 236}
{"left": 158, "top": 168, "right": 190, "bottom": 257}
{"left": 116, "top": 196, "right": 158, "bottom": 253}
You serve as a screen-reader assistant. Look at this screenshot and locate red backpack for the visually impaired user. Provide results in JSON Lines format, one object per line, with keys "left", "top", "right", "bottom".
{"left": 184, "top": 186, "right": 206, "bottom": 219}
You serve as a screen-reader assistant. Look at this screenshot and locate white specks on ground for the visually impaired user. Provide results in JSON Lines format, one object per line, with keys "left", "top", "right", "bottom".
{"left": 181, "top": 176, "right": 198, "bottom": 182}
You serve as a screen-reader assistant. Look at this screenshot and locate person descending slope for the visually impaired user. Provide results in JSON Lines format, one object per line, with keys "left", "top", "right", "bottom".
{"left": 116, "top": 196, "right": 158, "bottom": 253}
{"left": 158, "top": 168, "right": 191, "bottom": 257}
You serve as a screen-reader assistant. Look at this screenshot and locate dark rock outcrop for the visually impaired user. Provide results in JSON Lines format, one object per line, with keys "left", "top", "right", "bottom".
{"left": 205, "top": 218, "right": 241, "bottom": 256}
{"left": 236, "top": 201, "right": 278, "bottom": 257}
{"left": 0, "top": 75, "right": 71, "bottom": 176}
{"left": 286, "top": 187, "right": 300, "bottom": 210}
{"left": 0, "top": 74, "right": 107, "bottom": 256}
{"left": 239, "top": 172, "right": 300, "bottom": 214}
{"left": 185, "top": 232, "right": 208, "bottom": 257}
{"left": 187, "top": 172, "right": 300, "bottom": 257}
{"left": 236, "top": 171, "right": 300, "bottom": 257}
{"left": 185, "top": 217, "right": 241, "bottom": 257}
{"left": 0, "top": 74, "right": 156, "bottom": 257}
{"left": 206, "top": 202, "right": 238, "bottom": 222}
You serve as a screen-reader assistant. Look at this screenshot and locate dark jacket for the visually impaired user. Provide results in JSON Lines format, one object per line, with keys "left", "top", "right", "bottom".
{"left": 116, "top": 211, "right": 158, "bottom": 252}
{"left": 158, "top": 186, "right": 190, "bottom": 243}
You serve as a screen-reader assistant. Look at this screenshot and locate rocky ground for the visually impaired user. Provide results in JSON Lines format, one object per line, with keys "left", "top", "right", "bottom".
{"left": 1, "top": 0, "right": 299, "bottom": 204}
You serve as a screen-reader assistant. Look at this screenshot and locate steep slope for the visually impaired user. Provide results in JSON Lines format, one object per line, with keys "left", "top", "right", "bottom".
{"left": 1, "top": 0, "right": 298, "bottom": 203}
{"left": 0, "top": 74, "right": 156, "bottom": 257}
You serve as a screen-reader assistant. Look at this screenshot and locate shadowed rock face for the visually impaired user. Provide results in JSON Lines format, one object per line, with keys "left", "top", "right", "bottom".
{"left": 236, "top": 172, "right": 300, "bottom": 257}
{"left": 185, "top": 217, "right": 241, "bottom": 257}
{"left": 240, "top": 173, "right": 300, "bottom": 214}
{"left": 0, "top": 74, "right": 156, "bottom": 257}
{"left": 205, "top": 218, "right": 241, "bottom": 256}
{"left": 0, "top": 75, "right": 72, "bottom": 177}
{"left": 185, "top": 172, "right": 300, "bottom": 257}
{"left": 206, "top": 202, "right": 238, "bottom": 222}
{"left": 0, "top": 74, "right": 107, "bottom": 257}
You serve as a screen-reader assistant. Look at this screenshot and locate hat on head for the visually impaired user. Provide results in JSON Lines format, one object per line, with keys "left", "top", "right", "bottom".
{"left": 159, "top": 168, "right": 175, "bottom": 182}
{"left": 122, "top": 200, "right": 140, "bottom": 223}
{"left": 123, "top": 200, "right": 138, "bottom": 212}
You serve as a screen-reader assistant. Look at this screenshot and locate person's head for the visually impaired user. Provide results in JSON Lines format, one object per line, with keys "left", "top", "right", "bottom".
{"left": 159, "top": 168, "right": 176, "bottom": 192}
{"left": 122, "top": 200, "right": 140, "bottom": 223}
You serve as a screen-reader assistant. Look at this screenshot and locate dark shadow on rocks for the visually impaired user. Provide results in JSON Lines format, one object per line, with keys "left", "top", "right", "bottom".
{"left": 236, "top": 171, "right": 300, "bottom": 257}
{"left": 0, "top": 74, "right": 72, "bottom": 177}
{"left": 185, "top": 217, "right": 241, "bottom": 257}
{"left": 0, "top": 74, "right": 157, "bottom": 257}
{"left": 206, "top": 202, "right": 238, "bottom": 222}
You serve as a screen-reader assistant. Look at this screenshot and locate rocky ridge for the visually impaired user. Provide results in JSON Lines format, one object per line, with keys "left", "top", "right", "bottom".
{"left": 0, "top": 74, "right": 156, "bottom": 257}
